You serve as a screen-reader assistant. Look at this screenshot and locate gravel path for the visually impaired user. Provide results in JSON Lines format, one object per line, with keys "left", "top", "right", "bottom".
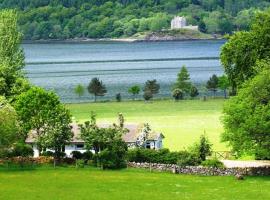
{"left": 221, "top": 160, "right": 270, "bottom": 168}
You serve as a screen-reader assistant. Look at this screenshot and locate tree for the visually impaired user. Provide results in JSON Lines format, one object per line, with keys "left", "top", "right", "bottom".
{"left": 190, "top": 85, "right": 199, "bottom": 98}
{"left": 222, "top": 64, "right": 270, "bottom": 159}
{"left": 174, "top": 65, "right": 192, "bottom": 96}
{"left": 74, "top": 84, "right": 85, "bottom": 98}
{"left": 88, "top": 78, "right": 107, "bottom": 102}
{"left": 0, "top": 10, "right": 29, "bottom": 99}
{"left": 172, "top": 88, "right": 183, "bottom": 101}
{"left": 0, "top": 96, "right": 20, "bottom": 156}
{"left": 206, "top": 74, "right": 219, "bottom": 96}
{"left": 40, "top": 112, "right": 73, "bottom": 165}
{"left": 115, "top": 93, "right": 121, "bottom": 102}
{"left": 14, "top": 87, "right": 71, "bottom": 155}
{"left": 128, "top": 85, "right": 140, "bottom": 100}
{"left": 190, "top": 134, "right": 212, "bottom": 161}
{"left": 143, "top": 79, "right": 160, "bottom": 98}
{"left": 218, "top": 75, "right": 230, "bottom": 98}
{"left": 221, "top": 9, "right": 270, "bottom": 93}
{"left": 143, "top": 90, "right": 153, "bottom": 101}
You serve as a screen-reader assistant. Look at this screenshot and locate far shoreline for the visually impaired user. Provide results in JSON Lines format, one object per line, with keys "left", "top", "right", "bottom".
{"left": 22, "top": 37, "right": 225, "bottom": 44}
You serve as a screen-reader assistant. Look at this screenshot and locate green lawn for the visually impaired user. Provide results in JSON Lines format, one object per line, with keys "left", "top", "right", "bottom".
{"left": 0, "top": 167, "right": 269, "bottom": 200}
{"left": 66, "top": 99, "right": 226, "bottom": 151}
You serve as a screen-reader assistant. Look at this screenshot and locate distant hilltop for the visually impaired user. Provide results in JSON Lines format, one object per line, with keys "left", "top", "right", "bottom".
{"left": 171, "top": 16, "right": 198, "bottom": 31}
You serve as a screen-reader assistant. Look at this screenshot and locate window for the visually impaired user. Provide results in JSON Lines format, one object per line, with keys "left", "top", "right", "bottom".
{"left": 76, "top": 144, "right": 84, "bottom": 150}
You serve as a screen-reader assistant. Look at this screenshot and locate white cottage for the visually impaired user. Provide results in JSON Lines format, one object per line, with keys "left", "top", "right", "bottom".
{"left": 26, "top": 124, "right": 164, "bottom": 157}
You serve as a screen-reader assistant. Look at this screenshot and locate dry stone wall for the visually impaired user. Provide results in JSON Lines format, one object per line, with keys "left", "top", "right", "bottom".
{"left": 128, "top": 162, "right": 270, "bottom": 176}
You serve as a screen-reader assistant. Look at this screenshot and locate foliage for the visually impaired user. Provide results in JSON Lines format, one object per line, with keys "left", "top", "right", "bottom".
{"left": 222, "top": 65, "right": 270, "bottom": 159}
{"left": 127, "top": 148, "right": 200, "bottom": 166}
{"left": 172, "top": 88, "right": 183, "bottom": 100}
{"left": 1, "top": 1, "right": 268, "bottom": 40}
{"left": 174, "top": 66, "right": 192, "bottom": 96}
{"left": 128, "top": 85, "right": 140, "bottom": 100}
{"left": 87, "top": 78, "right": 107, "bottom": 102}
{"left": 221, "top": 9, "right": 270, "bottom": 92}
{"left": 201, "top": 159, "right": 225, "bottom": 168}
{"left": 143, "top": 79, "right": 160, "bottom": 98}
{"left": 99, "top": 139, "right": 127, "bottom": 169}
{"left": 74, "top": 84, "right": 85, "bottom": 98}
{"left": 189, "top": 134, "right": 212, "bottom": 161}
{"left": 0, "top": 10, "right": 30, "bottom": 100}
{"left": 206, "top": 74, "right": 219, "bottom": 96}
{"left": 115, "top": 93, "right": 121, "bottom": 102}
{"left": 14, "top": 87, "right": 72, "bottom": 158}
{"left": 8, "top": 143, "right": 33, "bottom": 157}
{"left": 75, "top": 159, "right": 85, "bottom": 168}
{"left": 71, "top": 151, "right": 83, "bottom": 160}
{"left": 190, "top": 85, "right": 199, "bottom": 98}
{"left": 143, "top": 90, "right": 153, "bottom": 101}
{"left": 0, "top": 96, "right": 20, "bottom": 153}
{"left": 218, "top": 75, "right": 230, "bottom": 98}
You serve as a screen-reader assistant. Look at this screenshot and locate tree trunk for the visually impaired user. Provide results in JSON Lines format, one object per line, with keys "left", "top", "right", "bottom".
{"left": 94, "top": 95, "right": 97, "bottom": 102}
{"left": 224, "top": 89, "right": 227, "bottom": 99}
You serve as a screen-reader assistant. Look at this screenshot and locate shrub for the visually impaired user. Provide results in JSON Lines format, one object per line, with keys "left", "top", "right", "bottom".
{"left": 201, "top": 159, "right": 225, "bottom": 168}
{"left": 76, "top": 159, "right": 85, "bottom": 168}
{"left": 40, "top": 151, "right": 54, "bottom": 157}
{"left": 99, "top": 140, "right": 127, "bottom": 169}
{"left": 82, "top": 151, "right": 93, "bottom": 161}
{"left": 190, "top": 134, "right": 212, "bottom": 161}
{"left": 177, "top": 151, "right": 201, "bottom": 166}
{"left": 9, "top": 143, "right": 33, "bottom": 157}
{"left": 127, "top": 148, "right": 197, "bottom": 165}
{"left": 71, "top": 151, "right": 83, "bottom": 159}
{"left": 116, "top": 93, "right": 121, "bottom": 102}
{"left": 172, "top": 88, "right": 183, "bottom": 100}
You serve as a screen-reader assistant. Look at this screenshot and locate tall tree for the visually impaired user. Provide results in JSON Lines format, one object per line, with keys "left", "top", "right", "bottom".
{"left": 222, "top": 63, "right": 270, "bottom": 159}
{"left": 128, "top": 85, "right": 140, "bottom": 100}
{"left": 88, "top": 78, "right": 107, "bottom": 102}
{"left": 221, "top": 9, "right": 270, "bottom": 93}
{"left": 174, "top": 65, "right": 192, "bottom": 96}
{"left": 206, "top": 74, "right": 219, "bottom": 96}
{"left": 0, "top": 10, "right": 29, "bottom": 99}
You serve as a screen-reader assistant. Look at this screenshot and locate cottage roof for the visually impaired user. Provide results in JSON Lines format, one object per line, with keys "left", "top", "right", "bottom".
{"left": 25, "top": 123, "right": 163, "bottom": 144}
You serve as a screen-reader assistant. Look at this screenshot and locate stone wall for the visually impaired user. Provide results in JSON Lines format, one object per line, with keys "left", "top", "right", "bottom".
{"left": 128, "top": 162, "right": 270, "bottom": 176}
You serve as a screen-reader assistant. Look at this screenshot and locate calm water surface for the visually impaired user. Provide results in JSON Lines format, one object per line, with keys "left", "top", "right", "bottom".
{"left": 23, "top": 40, "right": 226, "bottom": 102}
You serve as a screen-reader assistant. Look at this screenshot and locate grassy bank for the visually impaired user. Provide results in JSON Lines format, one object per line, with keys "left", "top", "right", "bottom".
{"left": 66, "top": 99, "right": 226, "bottom": 151}
{"left": 0, "top": 167, "right": 269, "bottom": 200}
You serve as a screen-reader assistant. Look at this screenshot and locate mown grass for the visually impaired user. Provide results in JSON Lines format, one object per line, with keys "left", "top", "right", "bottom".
{"left": 66, "top": 99, "right": 226, "bottom": 151}
{"left": 0, "top": 167, "right": 269, "bottom": 200}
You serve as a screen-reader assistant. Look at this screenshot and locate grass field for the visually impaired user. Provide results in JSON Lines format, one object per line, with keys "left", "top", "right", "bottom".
{"left": 66, "top": 99, "right": 226, "bottom": 151}
{"left": 0, "top": 167, "right": 269, "bottom": 200}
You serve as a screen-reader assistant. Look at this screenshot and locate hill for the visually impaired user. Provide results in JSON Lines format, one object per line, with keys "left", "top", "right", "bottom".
{"left": 0, "top": 0, "right": 269, "bottom": 40}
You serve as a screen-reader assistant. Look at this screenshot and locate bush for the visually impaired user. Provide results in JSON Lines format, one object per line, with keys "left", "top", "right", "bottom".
{"left": 189, "top": 134, "right": 212, "bottom": 161}
{"left": 9, "top": 143, "right": 33, "bottom": 157}
{"left": 172, "top": 88, "right": 183, "bottom": 100}
{"left": 143, "top": 90, "right": 153, "bottom": 101}
{"left": 82, "top": 151, "right": 93, "bottom": 161}
{"left": 127, "top": 148, "right": 199, "bottom": 165}
{"left": 40, "top": 151, "right": 54, "bottom": 157}
{"left": 99, "top": 140, "right": 127, "bottom": 169}
{"left": 177, "top": 151, "right": 201, "bottom": 166}
{"left": 201, "top": 159, "right": 225, "bottom": 168}
{"left": 116, "top": 93, "right": 121, "bottom": 102}
{"left": 76, "top": 159, "right": 85, "bottom": 168}
{"left": 71, "top": 151, "right": 83, "bottom": 159}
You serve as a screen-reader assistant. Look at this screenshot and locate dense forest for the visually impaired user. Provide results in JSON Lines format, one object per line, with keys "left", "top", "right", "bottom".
{"left": 0, "top": 0, "right": 269, "bottom": 40}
